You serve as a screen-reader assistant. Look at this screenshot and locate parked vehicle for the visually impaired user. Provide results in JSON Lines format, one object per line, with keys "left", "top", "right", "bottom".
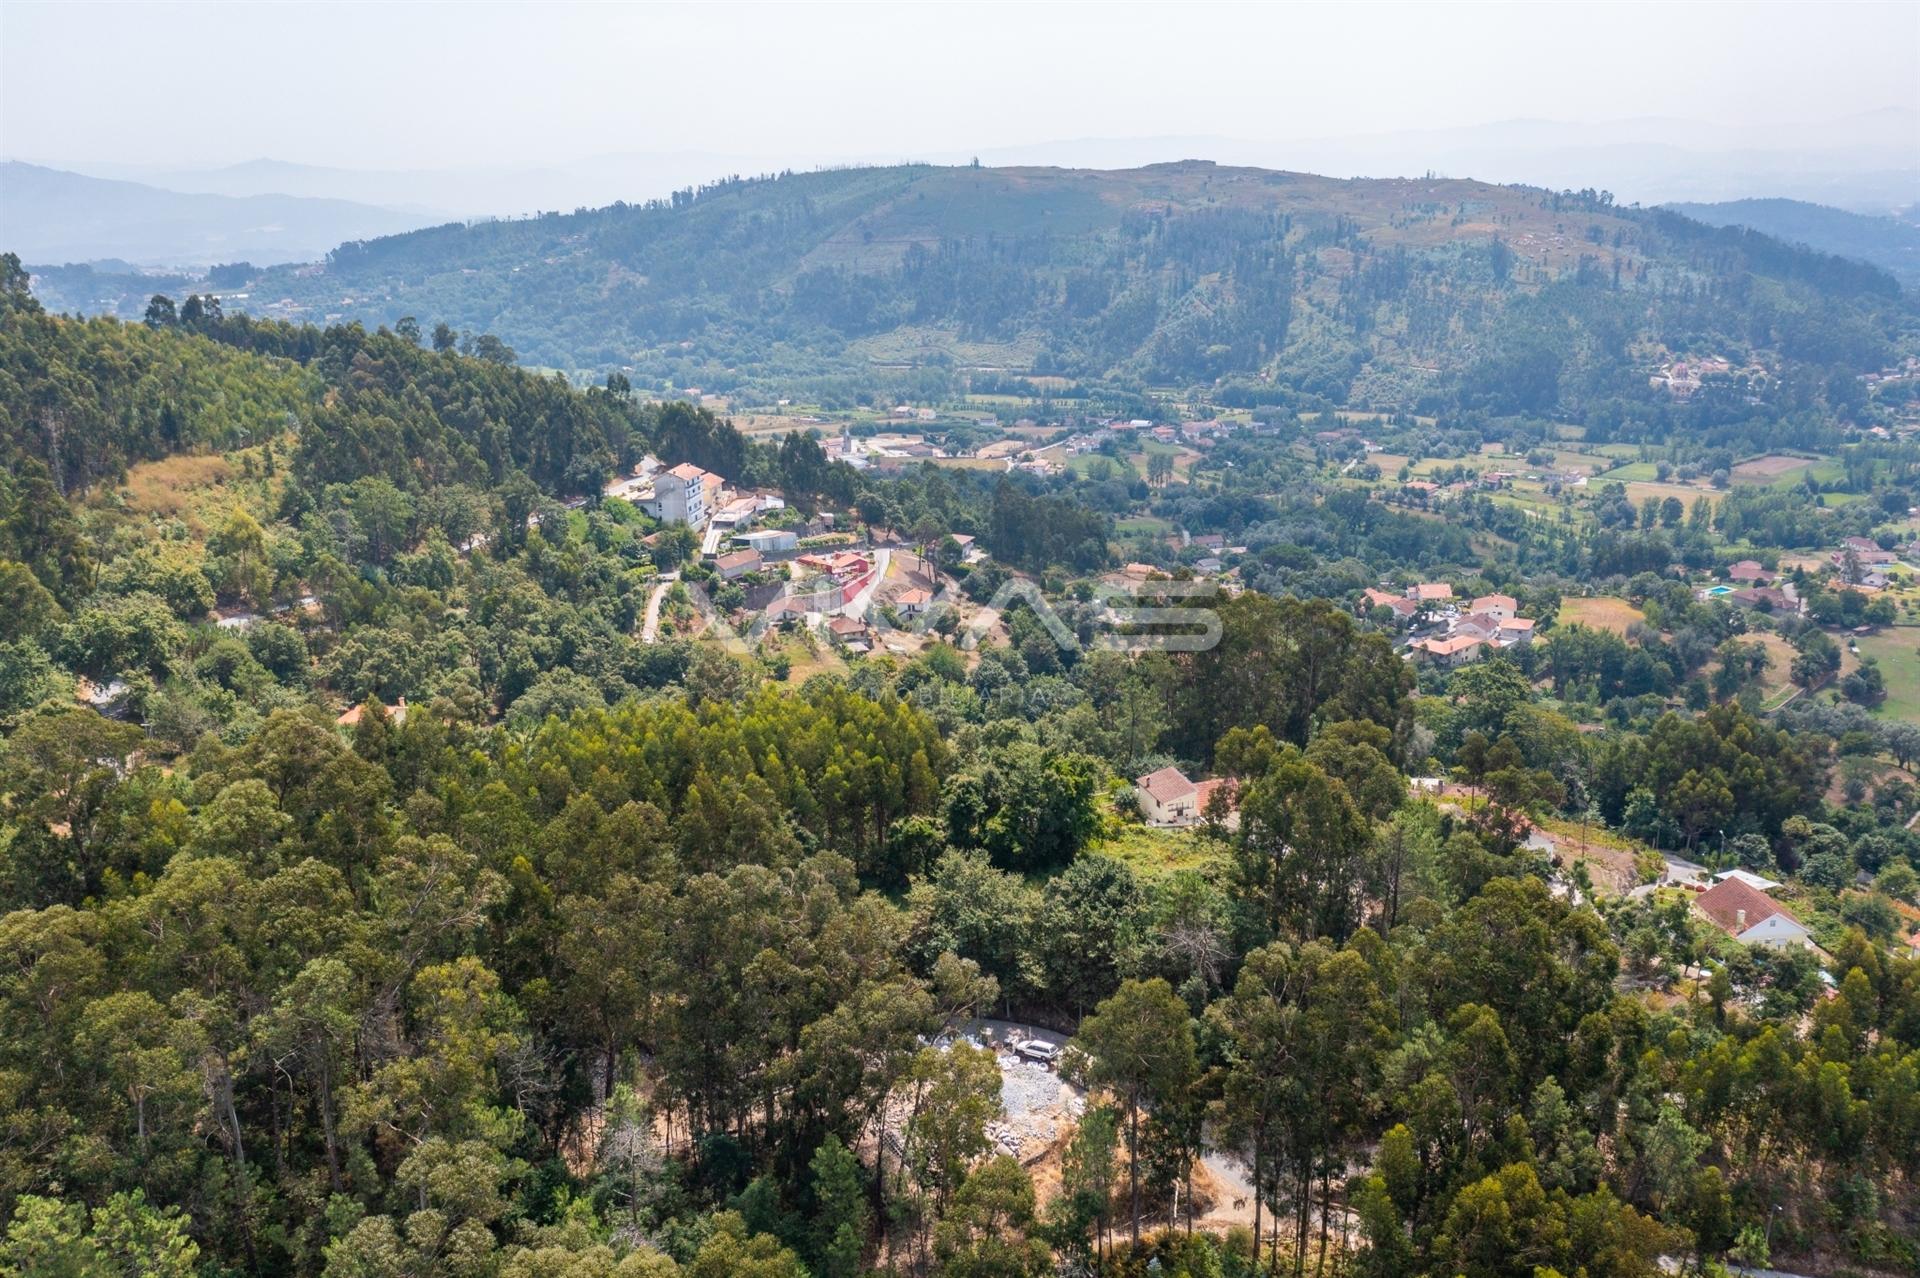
{"left": 1013, "top": 1038, "right": 1061, "bottom": 1065}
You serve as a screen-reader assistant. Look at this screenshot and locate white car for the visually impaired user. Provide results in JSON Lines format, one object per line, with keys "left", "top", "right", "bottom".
{"left": 1012, "top": 1038, "right": 1061, "bottom": 1065}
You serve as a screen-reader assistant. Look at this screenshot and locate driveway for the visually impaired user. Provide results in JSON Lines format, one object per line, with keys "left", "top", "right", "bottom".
{"left": 639, "top": 576, "right": 674, "bottom": 644}
{"left": 1662, "top": 854, "right": 1712, "bottom": 887}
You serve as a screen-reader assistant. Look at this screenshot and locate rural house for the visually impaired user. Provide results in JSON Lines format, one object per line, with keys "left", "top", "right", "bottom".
{"left": 1363, "top": 588, "right": 1421, "bottom": 621}
{"left": 1134, "top": 766, "right": 1237, "bottom": 826}
{"left": 1692, "top": 877, "right": 1814, "bottom": 950}
{"left": 1411, "top": 634, "right": 1485, "bottom": 667}
{"left": 632, "top": 461, "right": 723, "bottom": 528}
{"left": 1136, "top": 766, "right": 1199, "bottom": 824}
{"left": 714, "top": 549, "right": 762, "bottom": 580}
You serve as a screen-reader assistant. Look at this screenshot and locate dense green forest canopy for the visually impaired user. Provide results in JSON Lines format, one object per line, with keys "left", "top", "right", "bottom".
{"left": 1, "top": 247, "right": 1919, "bottom": 1278}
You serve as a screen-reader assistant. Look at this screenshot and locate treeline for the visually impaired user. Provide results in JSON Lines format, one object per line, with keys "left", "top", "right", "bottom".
{"left": 0, "top": 258, "right": 309, "bottom": 498}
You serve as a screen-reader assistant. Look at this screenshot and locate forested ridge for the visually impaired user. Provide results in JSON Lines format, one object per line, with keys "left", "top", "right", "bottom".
{"left": 28, "top": 162, "right": 1913, "bottom": 422}
{"left": 0, "top": 254, "right": 1917, "bottom": 1278}
{"left": 1664, "top": 198, "right": 1920, "bottom": 290}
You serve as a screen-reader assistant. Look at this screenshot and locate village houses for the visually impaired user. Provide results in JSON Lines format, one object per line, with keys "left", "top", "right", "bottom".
{"left": 1373, "top": 583, "right": 1540, "bottom": 666}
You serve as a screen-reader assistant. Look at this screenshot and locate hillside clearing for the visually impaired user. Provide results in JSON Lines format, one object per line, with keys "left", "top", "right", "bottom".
{"left": 1558, "top": 596, "right": 1645, "bottom": 635}
{"left": 1853, "top": 626, "right": 1920, "bottom": 723}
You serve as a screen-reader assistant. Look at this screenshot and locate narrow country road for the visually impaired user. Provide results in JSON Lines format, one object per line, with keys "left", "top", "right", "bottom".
{"left": 640, "top": 578, "right": 670, "bottom": 644}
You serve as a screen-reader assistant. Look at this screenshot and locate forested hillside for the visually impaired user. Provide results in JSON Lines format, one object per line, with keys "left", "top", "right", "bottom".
{"left": 2, "top": 251, "right": 1920, "bottom": 1278}
{"left": 1666, "top": 197, "right": 1920, "bottom": 289}
{"left": 46, "top": 162, "right": 1904, "bottom": 419}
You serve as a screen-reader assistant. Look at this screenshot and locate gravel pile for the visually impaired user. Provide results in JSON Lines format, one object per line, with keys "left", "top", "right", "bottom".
{"left": 939, "top": 1023, "right": 1091, "bottom": 1161}
{"left": 997, "top": 1053, "right": 1061, "bottom": 1118}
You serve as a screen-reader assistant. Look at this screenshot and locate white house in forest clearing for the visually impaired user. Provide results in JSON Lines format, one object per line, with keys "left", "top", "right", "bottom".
{"left": 1134, "top": 766, "right": 1237, "bottom": 826}
{"left": 1136, "top": 767, "right": 1198, "bottom": 823}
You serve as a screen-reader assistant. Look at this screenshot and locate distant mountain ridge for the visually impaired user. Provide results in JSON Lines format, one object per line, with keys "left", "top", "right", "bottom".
{"left": 0, "top": 162, "right": 433, "bottom": 267}
{"left": 1662, "top": 198, "right": 1920, "bottom": 288}
{"left": 26, "top": 162, "right": 1912, "bottom": 417}
{"left": 58, "top": 108, "right": 1920, "bottom": 219}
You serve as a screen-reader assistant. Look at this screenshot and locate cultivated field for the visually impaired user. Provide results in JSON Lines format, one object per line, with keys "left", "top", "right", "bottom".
{"left": 1595, "top": 461, "right": 1660, "bottom": 482}
{"left": 1732, "top": 453, "right": 1818, "bottom": 484}
{"left": 1066, "top": 452, "right": 1138, "bottom": 480}
{"left": 1623, "top": 480, "right": 1719, "bottom": 509}
{"left": 731, "top": 413, "right": 836, "bottom": 438}
{"left": 924, "top": 456, "right": 1010, "bottom": 471}
{"left": 1558, "top": 596, "right": 1645, "bottom": 635}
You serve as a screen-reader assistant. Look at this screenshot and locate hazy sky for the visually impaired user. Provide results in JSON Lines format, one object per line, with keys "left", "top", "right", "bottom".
{"left": 3, "top": 0, "right": 1917, "bottom": 171}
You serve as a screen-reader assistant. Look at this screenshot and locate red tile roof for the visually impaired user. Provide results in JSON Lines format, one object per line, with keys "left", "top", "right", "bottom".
{"left": 1364, "top": 588, "right": 1406, "bottom": 609}
{"left": 1418, "top": 635, "right": 1484, "bottom": 656}
{"left": 1695, "top": 877, "right": 1795, "bottom": 935}
{"left": 1136, "top": 766, "right": 1196, "bottom": 805}
{"left": 1193, "top": 777, "right": 1238, "bottom": 813}
{"left": 338, "top": 699, "right": 407, "bottom": 727}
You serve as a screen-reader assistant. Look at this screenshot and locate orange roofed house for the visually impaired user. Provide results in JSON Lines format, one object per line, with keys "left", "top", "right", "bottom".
{"left": 338, "top": 698, "right": 408, "bottom": 729}
{"left": 1411, "top": 634, "right": 1485, "bottom": 667}
{"left": 1362, "top": 588, "right": 1420, "bottom": 622}
{"left": 797, "top": 551, "right": 872, "bottom": 582}
{"left": 1468, "top": 593, "right": 1517, "bottom": 621}
{"left": 1692, "top": 877, "right": 1814, "bottom": 950}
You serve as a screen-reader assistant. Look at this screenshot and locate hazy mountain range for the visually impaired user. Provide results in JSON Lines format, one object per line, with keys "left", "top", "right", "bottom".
{"left": 1664, "top": 197, "right": 1920, "bottom": 288}
{"left": 0, "top": 162, "right": 429, "bottom": 268}
{"left": 7, "top": 109, "right": 1912, "bottom": 271}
